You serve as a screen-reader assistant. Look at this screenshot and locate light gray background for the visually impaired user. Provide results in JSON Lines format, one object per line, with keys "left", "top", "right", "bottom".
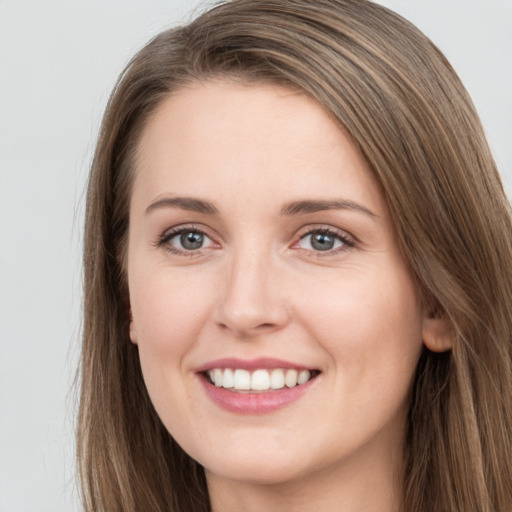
{"left": 0, "top": 1, "right": 510, "bottom": 511}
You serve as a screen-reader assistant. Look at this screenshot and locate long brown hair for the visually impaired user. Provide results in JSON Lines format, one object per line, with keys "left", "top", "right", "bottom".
{"left": 78, "top": 1, "right": 512, "bottom": 510}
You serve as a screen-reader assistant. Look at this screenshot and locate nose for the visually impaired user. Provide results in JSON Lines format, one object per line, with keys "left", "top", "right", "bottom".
{"left": 214, "top": 249, "right": 290, "bottom": 338}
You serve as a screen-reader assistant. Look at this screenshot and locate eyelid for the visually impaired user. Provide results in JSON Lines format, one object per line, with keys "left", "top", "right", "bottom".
{"left": 296, "top": 223, "right": 355, "bottom": 240}
{"left": 292, "top": 224, "right": 356, "bottom": 255}
{"left": 154, "top": 222, "right": 356, "bottom": 258}
{"left": 155, "top": 223, "right": 220, "bottom": 255}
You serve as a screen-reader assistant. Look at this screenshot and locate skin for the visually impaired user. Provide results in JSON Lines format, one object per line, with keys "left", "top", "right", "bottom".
{"left": 127, "top": 80, "right": 440, "bottom": 512}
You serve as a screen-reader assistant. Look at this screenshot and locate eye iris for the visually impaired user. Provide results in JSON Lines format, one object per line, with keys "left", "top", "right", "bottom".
{"left": 311, "top": 232, "right": 335, "bottom": 251}
{"left": 180, "top": 232, "right": 204, "bottom": 250}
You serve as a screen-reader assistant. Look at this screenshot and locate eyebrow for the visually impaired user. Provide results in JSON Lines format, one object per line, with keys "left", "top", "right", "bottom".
{"left": 281, "top": 199, "right": 377, "bottom": 218}
{"left": 145, "top": 196, "right": 376, "bottom": 218}
{"left": 146, "top": 196, "right": 218, "bottom": 215}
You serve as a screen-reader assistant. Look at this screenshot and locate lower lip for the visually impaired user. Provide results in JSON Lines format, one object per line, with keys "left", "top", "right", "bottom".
{"left": 198, "top": 375, "right": 316, "bottom": 414}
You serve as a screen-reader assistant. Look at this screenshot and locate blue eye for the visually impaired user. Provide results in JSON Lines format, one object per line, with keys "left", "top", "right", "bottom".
{"left": 298, "top": 229, "right": 351, "bottom": 253}
{"left": 160, "top": 227, "right": 215, "bottom": 253}
{"left": 178, "top": 231, "right": 205, "bottom": 250}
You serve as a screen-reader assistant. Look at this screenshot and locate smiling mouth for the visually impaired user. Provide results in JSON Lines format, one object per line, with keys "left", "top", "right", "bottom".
{"left": 204, "top": 368, "right": 320, "bottom": 393}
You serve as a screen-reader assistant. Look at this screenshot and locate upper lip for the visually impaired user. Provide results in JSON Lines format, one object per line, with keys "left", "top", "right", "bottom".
{"left": 195, "top": 357, "right": 315, "bottom": 373}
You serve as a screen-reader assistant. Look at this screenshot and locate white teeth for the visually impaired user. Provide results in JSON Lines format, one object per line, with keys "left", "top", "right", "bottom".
{"left": 270, "top": 368, "right": 285, "bottom": 389}
{"left": 222, "top": 368, "right": 234, "bottom": 389}
{"left": 298, "top": 370, "right": 311, "bottom": 385}
{"left": 251, "top": 369, "right": 270, "bottom": 390}
{"left": 214, "top": 368, "right": 223, "bottom": 387}
{"left": 285, "top": 369, "right": 298, "bottom": 388}
{"left": 207, "top": 368, "right": 314, "bottom": 391}
{"left": 233, "top": 369, "right": 251, "bottom": 390}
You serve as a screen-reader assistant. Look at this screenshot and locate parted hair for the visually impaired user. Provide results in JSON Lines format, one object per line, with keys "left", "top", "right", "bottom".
{"left": 78, "top": 0, "right": 512, "bottom": 510}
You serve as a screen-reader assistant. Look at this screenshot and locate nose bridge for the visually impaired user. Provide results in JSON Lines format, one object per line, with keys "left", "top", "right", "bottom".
{"left": 216, "top": 242, "right": 288, "bottom": 336}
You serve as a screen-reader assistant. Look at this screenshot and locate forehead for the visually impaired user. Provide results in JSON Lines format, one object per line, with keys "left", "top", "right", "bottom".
{"left": 132, "top": 80, "right": 385, "bottom": 216}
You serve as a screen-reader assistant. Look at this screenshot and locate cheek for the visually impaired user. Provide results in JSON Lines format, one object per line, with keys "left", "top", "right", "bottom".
{"left": 295, "top": 269, "right": 423, "bottom": 446}
{"left": 128, "top": 268, "right": 217, "bottom": 433}
{"left": 131, "top": 265, "right": 210, "bottom": 340}
{"left": 296, "top": 265, "right": 423, "bottom": 382}
{"left": 128, "top": 267, "right": 215, "bottom": 386}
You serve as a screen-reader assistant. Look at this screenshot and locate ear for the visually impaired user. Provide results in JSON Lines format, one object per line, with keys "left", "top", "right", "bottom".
{"left": 422, "top": 307, "right": 452, "bottom": 353}
{"left": 129, "top": 307, "right": 138, "bottom": 345}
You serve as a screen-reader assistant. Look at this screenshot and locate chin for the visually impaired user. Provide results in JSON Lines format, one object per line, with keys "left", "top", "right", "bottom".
{"left": 191, "top": 435, "right": 327, "bottom": 487}
{"left": 204, "top": 457, "right": 308, "bottom": 487}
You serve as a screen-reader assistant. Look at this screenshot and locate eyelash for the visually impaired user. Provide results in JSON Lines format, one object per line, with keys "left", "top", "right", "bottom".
{"left": 156, "top": 224, "right": 214, "bottom": 257}
{"left": 155, "top": 224, "right": 355, "bottom": 257}
{"left": 295, "top": 227, "right": 355, "bottom": 257}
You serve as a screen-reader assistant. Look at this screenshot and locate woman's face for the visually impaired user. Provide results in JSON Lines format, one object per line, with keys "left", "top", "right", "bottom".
{"left": 127, "top": 81, "right": 427, "bottom": 489}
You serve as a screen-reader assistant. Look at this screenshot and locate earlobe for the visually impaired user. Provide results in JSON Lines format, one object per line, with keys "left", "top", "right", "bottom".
{"left": 422, "top": 314, "right": 453, "bottom": 353}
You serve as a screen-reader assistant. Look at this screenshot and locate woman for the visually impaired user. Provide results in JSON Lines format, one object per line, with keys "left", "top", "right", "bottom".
{"left": 78, "top": 0, "right": 512, "bottom": 510}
